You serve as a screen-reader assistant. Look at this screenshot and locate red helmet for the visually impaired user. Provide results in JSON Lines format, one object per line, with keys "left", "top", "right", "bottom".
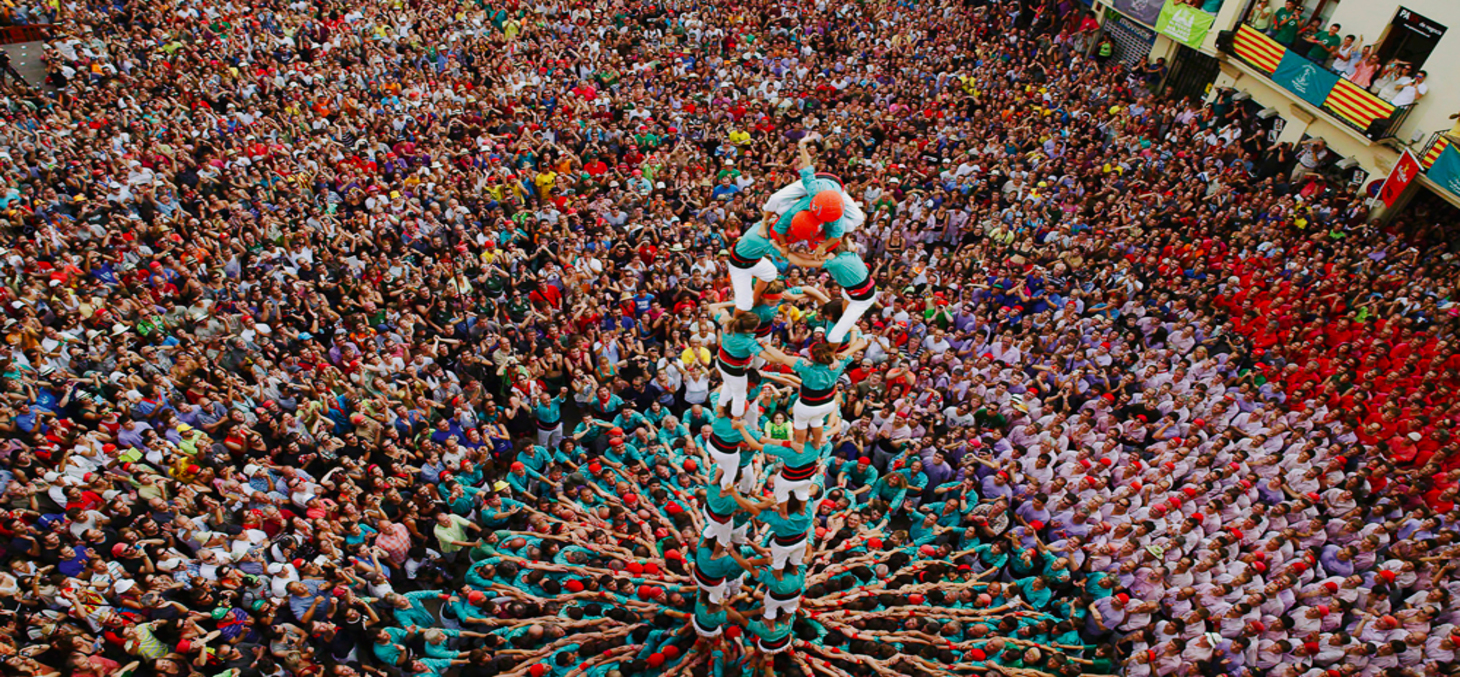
{"left": 788, "top": 211, "right": 821, "bottom": 243}
{"left": 809, "top": 190, "right": 843, "bottom": 222}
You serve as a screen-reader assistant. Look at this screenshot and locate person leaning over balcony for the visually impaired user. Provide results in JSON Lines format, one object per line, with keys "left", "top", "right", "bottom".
{"left": 1376, "top": 62, "right": 1414, "bottom": 102}
{"left": 1333, "top": 38, "right": 1366, "bottom": 78}
{"left": 1247, "top": 1, "right": 1274, "bottom": 32}
{"left": 1304, "top": 23, "right": 1342, "bottom": 66}
{"left": 1296, "top": 18, "right": 1324, "bottom": 58}
{"left": 1346, "top": 52, "right": 1381, "bottom": 89}
{"left": 1390, "top": 70, "right": 1427, "bottom": 107}
{"left": 1271, "top": 0, "right": 1302, "bottom": 46}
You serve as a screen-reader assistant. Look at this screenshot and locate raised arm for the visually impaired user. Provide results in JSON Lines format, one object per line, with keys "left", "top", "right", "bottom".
{"left": 760, "top": 345, "right": 800, "bottom": 368}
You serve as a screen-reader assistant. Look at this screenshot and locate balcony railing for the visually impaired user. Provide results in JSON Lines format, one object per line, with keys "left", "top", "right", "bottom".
{"left": 1217, "top": 25, "right": 1414, "bottom": 141}
{"left": 1419, "top": 131, "right": 1453, "bottom": 170}
{"left": 0, "top": 24, "right": 50, "bottom": 45}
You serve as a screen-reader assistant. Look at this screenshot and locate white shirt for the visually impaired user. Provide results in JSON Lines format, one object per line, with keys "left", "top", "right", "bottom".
{"left": 1390, "top": 80, "right": 1427, "bottom": 106}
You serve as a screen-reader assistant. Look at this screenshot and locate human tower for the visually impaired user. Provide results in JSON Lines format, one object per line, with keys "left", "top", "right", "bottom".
{"left": 686, "top": 137, "right": 877, "bottom": 667}
{"left": 389, "top": 140, "right": 1093, "bottom": 677}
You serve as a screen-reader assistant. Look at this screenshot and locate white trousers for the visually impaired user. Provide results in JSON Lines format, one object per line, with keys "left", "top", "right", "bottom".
{"left": 716, "top": 368, "right": 750, "bottom": 417}
{"left": 729, "top": 258, "right": 780, "bottom": 312}
{"left": 792, "top": 398, "right": 837, "bottom": 431}
{"left": 732, "top": 520, "right": 750, "bottom": 545}
{"left": 770, "top": 537, "right": 809, "bottom": 571}
{"left": 698, "top": 575, "right": 727, "bottom": 604}
{"left": 702, "top": 508, "right": 735, "bottom": 548}
{"left": 828, "top": 291, "right": 877, "bottom": 343}
{"left": 764, "top": 593, "right": 802, "bottom": 620}
{"left": 708, "top": 446, "right": 741, "bottom": 490}
{"left": 736, "top": 462, "right": 757, "bottom": 494}
{"left": 535, "top": 424, "right": 563, "bottom": 450}
{"left": 773, "top": 473, "right": 817, "bottom": 505}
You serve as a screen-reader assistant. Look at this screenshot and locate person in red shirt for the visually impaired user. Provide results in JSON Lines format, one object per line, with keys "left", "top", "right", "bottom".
{"left": 530, "top": 283, "right": 563, "bottom": 310}
{"left": 846, "top": 361, "right": 876, "bottom": 385}
{"left": 570, "top": 82, "right": 597, "bottom": 101}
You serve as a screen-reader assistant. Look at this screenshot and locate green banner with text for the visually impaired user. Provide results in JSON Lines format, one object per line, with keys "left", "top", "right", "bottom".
{"left": 1155, "top": 1, "right": 1215, "bottom": 48}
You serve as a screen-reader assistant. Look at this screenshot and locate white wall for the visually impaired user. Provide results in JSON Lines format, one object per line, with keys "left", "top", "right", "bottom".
{"left": 1322, "top": 1, "right": 1457, "bottom": 143}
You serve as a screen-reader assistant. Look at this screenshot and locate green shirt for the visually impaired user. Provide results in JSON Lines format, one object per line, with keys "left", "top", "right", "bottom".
{"left": 842, "top": 462, "right": 878, "bottom": 486}
{"left": 872, "top": 475, "right": 908, "bottom": 510}
{"left": 733, "top": 226, "right": 778, "bottom": 261}
{"left": 695, "top": 544, "right": 746, "bottom": 579}
{"left": 719, "top": 329, "right": 763, "bottom": 360}
{"left": 710, "top": 412, "right": 745, "bottom": 445}
{"left": 705, "top": 481, "right": 739, "bottom": 516}
{"left": 770, "top": 439, "right": 825, "bottom": 469}
{"left": 433, "top": 514, "right": 473, "bottom": 553}
{"left": 747, "top": 617, "right": 793, "bottom": 643}
{"left": 824, "top": 251, "right": 870, "bottom": 287}
{"left": 373, "top": 627, "right": 411, "bottom": 665}
{"left": 1307, "top": 31, "right": 1340, "bottom": 61}
{"left": 1272, "top": 8, "right": 1300, "bottom": 43}
{"left": 973, "top": 407, "right": 1008, "bottom": 430}
{"left": 771, "top": 167, "right": 848, "bottom": 241}
{"left": 760, "top": 565, "right": 806, "bottom": 596}
{"left": 760, "top": 503, "right": 814, "bottom": 540}
{"left": 534, "top": 396, "right": 563, "bottom": 425}
{"left": 694, "top": 597, "right": 727, "bottom": 629}
{"left": 794, "top": 357, "right": 851, "bottom": 391}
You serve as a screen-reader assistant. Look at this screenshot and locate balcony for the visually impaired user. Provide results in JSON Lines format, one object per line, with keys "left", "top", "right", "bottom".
{"left": 1418, "top": 132, "right": 1460, "bottom": 199}
{"left": 1216, "top": 25, "right": 1415, "bottom": 141}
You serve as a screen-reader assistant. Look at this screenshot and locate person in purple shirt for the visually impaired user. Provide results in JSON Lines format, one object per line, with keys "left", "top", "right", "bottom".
{"left": 981, "top": 471, "right": 1015, "bottom": 504}
{"left": 1212, "top": 636, "right": 1251, "bottom": 675}
{"left": 1049, "top": 508, "right": 1094, "bottom": 542}
{"left": 116, "top": 419, "right": 154, "bottom": 448}
{"left": 917, "top": 450, "right": 958, "bottom": 503}
{"left": 1318, "top": 544, "right": 1355, "bottom": 578}
{"left": 952, "top": 305, "right": 980, "bottom": 333}
{"left": 1015, "top": 493, "right": 1053, "bottom": 527}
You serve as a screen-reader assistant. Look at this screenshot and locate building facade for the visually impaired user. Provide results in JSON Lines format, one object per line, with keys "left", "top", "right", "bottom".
{"left": 1092, "top": 0, "right": 1460, "bottom": 215}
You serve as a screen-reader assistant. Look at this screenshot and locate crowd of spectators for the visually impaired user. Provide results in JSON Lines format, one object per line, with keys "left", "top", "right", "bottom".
{"left": 0, "top": 0, "right": 1457, "bottom": 676}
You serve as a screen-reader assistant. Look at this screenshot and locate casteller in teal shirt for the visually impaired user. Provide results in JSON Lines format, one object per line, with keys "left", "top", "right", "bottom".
{"left": 771, "top": 167, "right": 849, "bottom": 242}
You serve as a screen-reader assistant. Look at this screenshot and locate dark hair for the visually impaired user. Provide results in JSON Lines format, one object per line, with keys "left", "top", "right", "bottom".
{"left": 726, "top": 312, "right": 760, "bottom": 334}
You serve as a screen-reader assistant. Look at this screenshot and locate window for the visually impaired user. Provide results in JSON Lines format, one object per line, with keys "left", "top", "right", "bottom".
{"left": 1377, "top": 7, "right": 1447, "bottom": 71}
{"left": 1309, "top": 0, "right": 1340, "bottom": 27}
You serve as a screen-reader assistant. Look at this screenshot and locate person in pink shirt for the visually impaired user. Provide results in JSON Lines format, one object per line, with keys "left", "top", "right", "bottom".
{"left": 375, "top": 519, "right": 412, "bottom": 568}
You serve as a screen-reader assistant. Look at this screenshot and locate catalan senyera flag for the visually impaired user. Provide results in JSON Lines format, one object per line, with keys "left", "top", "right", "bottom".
{"left": 1323, "top": 78, "right": 1396, "bottom": 131}
{"left": 1422, "top": 135, "right": 1451, "bottom": 170}
{"left": 1233, "top": 25, "right": 1284, "bottom": 73}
